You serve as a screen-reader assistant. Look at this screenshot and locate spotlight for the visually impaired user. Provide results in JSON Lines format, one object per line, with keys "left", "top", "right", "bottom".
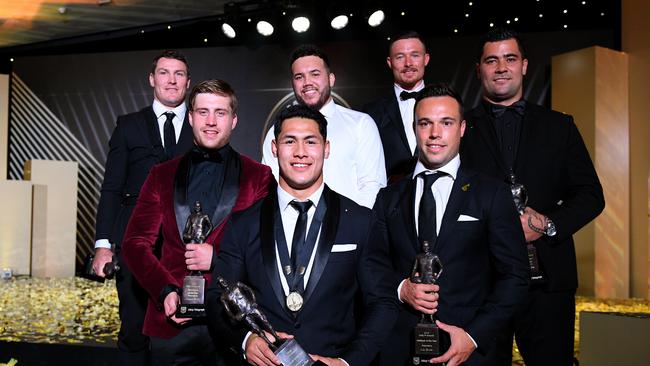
{"left": 331, "top": 15, "right": 349, "bottom": 30}
{"left": 292, "top": 16, "right": 310, "bottom": 33}
{"left": 221, "top": 23, "right": 236, "bottom": 38}
{"left": 256, "top": 21, "right": 274, "bottom": 36}
{"left": 368, "top": 10, "right": 385, "bottom": 27}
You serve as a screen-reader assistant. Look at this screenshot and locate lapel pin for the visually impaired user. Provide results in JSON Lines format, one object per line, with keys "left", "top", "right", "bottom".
{"left": 462, "top": 183, "right": 470, "bottom": 192}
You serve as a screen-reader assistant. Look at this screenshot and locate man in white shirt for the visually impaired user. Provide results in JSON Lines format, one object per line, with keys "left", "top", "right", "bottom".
{"left": 262, "top": 44, "right": 386, "bottom": 208}
{"left": 207, "top": 104, "right": 399, "bottom": 366}
{"left": 363, "top": 31, "right": 430, "bottom": 182}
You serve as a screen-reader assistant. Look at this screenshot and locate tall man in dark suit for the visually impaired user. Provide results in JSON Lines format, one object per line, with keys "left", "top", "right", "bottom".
{"left": 460, "top": 28, "right": 605, "bottom": 366}
{"left": 121, "top": 79, "right": 272, "bottom": 365}
{"left": 91, "top": 50, "right": 194, "bottom": 366}
{"left": 363, "top": 31, "right": 429, "bottom": 181}
{"left": 374, "top": 84, "right": 529, "bottom": 366}
{"left": 206, "top": 105, "right": 399, "bottom": 366}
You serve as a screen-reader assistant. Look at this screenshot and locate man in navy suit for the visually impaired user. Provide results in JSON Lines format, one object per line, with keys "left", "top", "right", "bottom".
{"left": 206, "top": 105, "right": 399, "bottom": 366}
{"left": 373, "top": 84, "right": 529, "bottom": 366}
{"left": 461, "top": 28, "right": 604, "bottom": 366}
{"left": 363, "top": 31, "right": 429, "bottom": 182}
{"left": 91, "top": 50, "right": 194, "bottom": 366}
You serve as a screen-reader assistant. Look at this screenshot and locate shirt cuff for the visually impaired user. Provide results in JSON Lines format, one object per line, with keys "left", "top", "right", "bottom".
{"left": 466, "top": 331, "right": 478, "bottom": 349}
{"left": 397, "top": 279, "right": 406, "bottom": 303}
{"left": 338, "top": 358, "right": 349, "bottom": 366}
{"left": 241, "top": 331, "right": 253, "bottom": 357}
{"left": 94, "top": 239, "right": 112, "bottom": 249}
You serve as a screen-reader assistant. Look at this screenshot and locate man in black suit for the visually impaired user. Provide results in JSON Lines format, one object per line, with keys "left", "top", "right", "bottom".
{"left": 91, "top": 50, "right": 193, "bottom": 366}
{"left": 460, "top": 28, "right": 605, "bottom": 366}
{"left": 363, "top": 31, "right": 429, "bottom": 182}
{"left": 374, "top": 84, "right": 529, "bottom": 366}
{"left": 206, "top": 105, "right": 399, "bottom": 366}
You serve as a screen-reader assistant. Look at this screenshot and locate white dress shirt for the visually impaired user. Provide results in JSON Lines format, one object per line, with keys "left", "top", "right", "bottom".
{"left": 262, "top": 99, "right": 387, "bottom": 209}
{"left": 393, "top": 80, "right": 425, "bottom": 154}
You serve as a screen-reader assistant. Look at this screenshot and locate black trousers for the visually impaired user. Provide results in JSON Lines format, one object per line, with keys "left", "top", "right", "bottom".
{"left": 150, "top": 325, "right": 229, "bottom": 366}
{"left": 116, "top": 250, "right": 151, "bottom": 366}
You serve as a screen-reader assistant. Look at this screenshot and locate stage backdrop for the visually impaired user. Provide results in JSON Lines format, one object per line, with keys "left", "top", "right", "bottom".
{"left": 8, "top": 30, "right": 614, "bottom": 268}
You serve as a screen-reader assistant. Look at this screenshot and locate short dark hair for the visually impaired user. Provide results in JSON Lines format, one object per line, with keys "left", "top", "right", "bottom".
{"left": 413, "top": 83, "right": 464, "bottom": 123}
{"left": 274, "top": 104, "right": 328, "bottom": 140}
{"left": 477, "top": 28, "right": 527, "bottom": 62}
{"left": 290, "top": 44, "right": 331, "bottom": 73}
{"left": 151, "top": 49, "right": 190, "bottom": 76}
{"left": 188, "top": 79, "right": 238, "bottom": 114}
{"left": 389, "top": 30, "right": 427, "bottom": 54}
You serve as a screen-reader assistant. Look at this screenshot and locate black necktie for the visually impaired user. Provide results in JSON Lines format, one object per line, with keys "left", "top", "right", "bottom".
{"left": 289, "top": 200, "right": 313, "bottom": 289}
{"left": 418, "top": 171, "right": 446, "bottom": 245}
{"left": 163, "top": 111, "right": 176, "bottom": 158}
{"left": 400, "top": 90, "right": 418, "bottom": 101}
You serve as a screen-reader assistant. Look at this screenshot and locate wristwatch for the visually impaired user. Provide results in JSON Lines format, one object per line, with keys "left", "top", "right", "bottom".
{"left": 544, "top": 218, "right": 557, "bottom": 237}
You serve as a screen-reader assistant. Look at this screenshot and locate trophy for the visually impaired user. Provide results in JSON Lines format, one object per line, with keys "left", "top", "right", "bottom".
{"left": 84, "top": 244, "right": 120, "bottom": 282}
{"left": 217, "top": 277, "right": 325, "bottom": 366}
{"left": 411, "top": 241, "right": 448, "bottom": 365}
{"left": 176, "top": 201, "right": 212, "bottom": 318}
{"left": 508, "top": 172, "right": 545, "bottom": 282}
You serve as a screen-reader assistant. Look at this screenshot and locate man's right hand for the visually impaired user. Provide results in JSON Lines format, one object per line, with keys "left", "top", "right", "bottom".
{"left": 92, "top": 248, "right": 113, "bottom": 277}
{"left": 245, "top": 331, "right": 292, "bottom": 366}
{"left": 400, "top": 278, "right": 439, "bottom": 314}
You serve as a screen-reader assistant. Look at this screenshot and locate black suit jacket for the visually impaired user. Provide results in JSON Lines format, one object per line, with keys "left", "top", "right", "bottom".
{"left": 363, "top": 92, "right": 416, "bottom": 180}
{"left": 460, "top": 102, "right": 605, "bottom": 292}
{"left": 373, "top": 166, "right": 529, "bottom": 365}
{"left": 206, "top": 186, "right": 399, "bottom": 366}
{"left": 95, "top": 105, "right": 193, "bottom": 248}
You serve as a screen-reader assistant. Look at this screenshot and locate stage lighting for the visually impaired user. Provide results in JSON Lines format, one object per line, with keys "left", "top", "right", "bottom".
{"left": 257, "top": 20, "right": 274, "bottom": 36}
{"left": 331, "top": 15, "right": 348, "bottom": 29}
{"left": 221, "top": 23, "right": 236, "bottom": 38}
{"left": 292, "top": 16, "right": 310, "bottom": 33}
{"left": 368, "top": 10, "right": 385, "bottom": 27}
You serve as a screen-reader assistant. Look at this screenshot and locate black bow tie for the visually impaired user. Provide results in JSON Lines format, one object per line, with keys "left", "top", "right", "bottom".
{"left": 191, "top": 146, "right": 223, "bottom": 163}
{"left": 490, "top": 100, "right": 526, "bottom": 117}
{"left": 400, "top": 90, "right": 419, "bottom": 101}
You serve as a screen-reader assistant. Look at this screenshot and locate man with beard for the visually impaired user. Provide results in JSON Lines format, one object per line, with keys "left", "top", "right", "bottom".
{"left": 121, "top": 79, "right": 272, "bottom": 365}
{"left": 363, "top": 31, "right": 430, "bottom": 182}
{"left": 460, "top": 28, "right": 604, "bottom": 366}
{"left": 262, "top": 44, "right": 386, "bottom": 208}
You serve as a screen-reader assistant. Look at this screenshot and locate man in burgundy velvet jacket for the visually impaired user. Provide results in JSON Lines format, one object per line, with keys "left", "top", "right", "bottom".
{"left": 122, "top": 79, "right": 272, "bottom": 366}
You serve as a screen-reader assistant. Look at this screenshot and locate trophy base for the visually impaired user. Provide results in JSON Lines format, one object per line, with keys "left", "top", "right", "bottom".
{"left": 275, "top": 339, "right": 323, "bottom": 366}
{"left": 176, "top": 304, "right": 205, "bottom": 318}
{"left": 412, "top": 321, "right": 449, "bottom": 365}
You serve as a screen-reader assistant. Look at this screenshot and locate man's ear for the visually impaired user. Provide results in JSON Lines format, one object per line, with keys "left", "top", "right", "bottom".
{"left": 271, "top": 139, "right": 278, "bottom": 158}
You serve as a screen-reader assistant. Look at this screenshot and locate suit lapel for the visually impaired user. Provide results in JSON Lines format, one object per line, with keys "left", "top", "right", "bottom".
{"left": 176, "top": 111, "right": 194, "bottom": 156}
{"left": 471, "top": 104, "right": 507, "bottom": 175}
{"left": 301, "top": 186, "right": 338, "bottom": 309}
{"left": 210, "top": 151, "right": 241, "bottom": 228}
{"left": 260, "top": 191, "right": 292, "bottom": 317}
{"left": 173, "top": 154, "right": 192, "bottom": 240}
{"left": 141, "top": 106, "right": 167, "bottom": 162}
{"left": 514, "top": 102, "right": 535, "bottom": 176}
{"left": 436, "top": 167, "right": 474, "bottom": 251}
{"left": 388, "top": 93, "right": 411, "bottom": 154}
{"left": 399, "top": 178, "right": 419, "bottom": 253}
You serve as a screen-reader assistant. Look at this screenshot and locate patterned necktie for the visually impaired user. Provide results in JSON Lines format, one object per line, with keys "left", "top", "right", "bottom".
{"left": 418, "top": 171, "right": 446, "bottom": 245}
{"left": 163, "top": 111, "right": 176, "bottom": 158}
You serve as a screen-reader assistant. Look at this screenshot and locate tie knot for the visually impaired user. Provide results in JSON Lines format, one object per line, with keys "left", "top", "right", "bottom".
{"left": 164, "top": 111, "right": 176, "bottom": 121}
{"left": 290, "top": 200, "right": 313, "bottom": 214}
{"left": 420, "top": 171, "right": 446, "bottom": 188}
{"left": 400, "top": 90, "right": 418, "bottom": 101}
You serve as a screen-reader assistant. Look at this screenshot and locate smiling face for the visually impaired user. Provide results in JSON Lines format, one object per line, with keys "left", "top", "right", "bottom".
{"left": 272, "top": 117, "right": 329, "bottom": 199}
{"left": 414, "top": 96, "right": 466, "bottom": 170}
{"left": 149, "top": 57, "right": 190, "bottom": 108}
{"left": 387, "top": 37, "right": 429, "bottom": 90}
{"left": 291, "top": 55, "right": 335, "bottom": 110}
{"left": 188, "top": 92, "right": 237, "bottom": 150}
{"left": 477, "top": 38, "right": 528, "bottom": 106}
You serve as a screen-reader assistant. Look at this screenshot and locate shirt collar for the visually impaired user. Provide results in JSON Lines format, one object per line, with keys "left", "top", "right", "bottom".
{"left": 318, "top": 98, "right": 336, "bottom": 120}
{"left": 152, "top": 99, "right": 187, "bottom": 120}
{"left": 393, "top": 80, "right": 425, "bottom": 100}
{"left": 277, "top": 183, "right": 325, "bottom": 213}
{"left": 412, "top": 154, "right": 460, "bottom": 180}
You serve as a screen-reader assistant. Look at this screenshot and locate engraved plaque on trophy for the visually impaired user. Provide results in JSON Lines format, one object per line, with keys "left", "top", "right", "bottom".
{"left": 176, "top": 201, "right": 212, "bottom": 318}
{"left": 508, "top": 172, "right": 545, "bottom": 282}
{"left": 411, "top": 241, "right": 449, "bottom": 365}
{"left": 217, "top": 277, "right": 325, "bottom": 366}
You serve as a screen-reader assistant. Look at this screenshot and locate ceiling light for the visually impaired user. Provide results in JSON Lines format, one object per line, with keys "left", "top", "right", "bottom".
{"left": 368, "top": 10, "right": 385, "bottom": 27}
{"left": 292, "top": 16, "right": 310, "bottom": 33}
{"left": 563, "top": 9, "right": 568, "bottom": 14}
{"left": 454, "top": 29, "right": 458, "bottom": 33}
{"left": 514, "top": 17, "right": 519, "bottom": 21}
{"left": 564, "top": 24, "right": 568, "bottom": 28}
{"left": 221, "top": 23, "right": 236, "bottom": 38}
{"left": 401, "top": 11, "right": 406, "bottom": 16}
{"left": 331, "top": 15, "right": 349, "bottom": 30}
{"left": 489, "top": 22, "right": 494, "bottom": 27}
{"left": 256, "top": 21, "right": 274, "bottom": 36}
{"left": 507, "top": 20, "right": 511, "bottom": 24}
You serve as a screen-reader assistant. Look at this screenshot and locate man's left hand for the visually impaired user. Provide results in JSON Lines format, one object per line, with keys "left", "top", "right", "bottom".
{"left": 520, "top": 207, "right": 545, "bottom": 243}
{"left": 163, "top": 291, "right": 191, "bottom": 325}
{"left": 185, "top": 243, "right": 213, "bottom": 271}
{"left": 429, "top": 320, "right": 476, "bottom": 366}
{"left": 309, "top": 355, "right": 347, "bottom": 366}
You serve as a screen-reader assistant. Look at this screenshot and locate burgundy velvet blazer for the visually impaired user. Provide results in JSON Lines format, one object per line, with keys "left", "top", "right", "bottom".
{"left": 121, "top": 150, "right": 272, "bottom": 338}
